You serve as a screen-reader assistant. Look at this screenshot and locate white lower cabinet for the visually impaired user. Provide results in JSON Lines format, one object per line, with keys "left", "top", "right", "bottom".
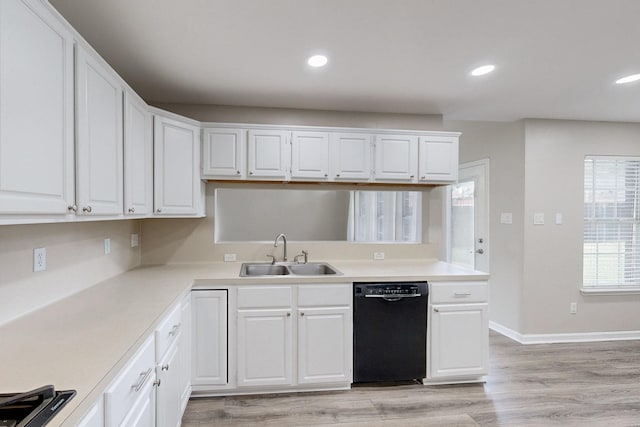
{"left": 237, "top": 308, "right": 294, "bottom": 387}
{"left": 179, "top": 293, "right": 192, "bottom": 413}
{"left": 104, "top": 335, "right": 156, "bottom": 427}
{"left": 297, "top": 306, "right": 351, "bottom": 384}
{"left": 192, "top": 290, "right": 228, "bottom": 387}
{"left": 156, "top": 340, "right": 182, "bottom": 427}
{"left": 428, "top": 281, "right": 489, "bottom": 380}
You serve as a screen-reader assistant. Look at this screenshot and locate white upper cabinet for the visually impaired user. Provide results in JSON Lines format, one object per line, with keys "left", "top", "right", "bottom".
{"left": 374, "top": 134, "right": 418, "bottom": 182}
{"left": 330, "top": 133, "right": 372, "bottom": 181}
{"left": 75, "top": 45, "right": 124, "bottom": 216}
{"left": 419, "top": 135, "right": 459, "bottom": 183}
{"left": 202, "top": 127, "right": 245, "bottom": 179}
{"left": 124, "top": 90, "right": 153, "bottom": 216}
{"left": 291, "top": 131, "right": 330, "bottom": 180}
{"left": 0, "top": 0, "right": 75, "bottom": 215}
{"left": 247, "top": 129, "right": 290, "bottom": 180}
{"left": 154, "top": 115, "right": 202, "bottom": 216}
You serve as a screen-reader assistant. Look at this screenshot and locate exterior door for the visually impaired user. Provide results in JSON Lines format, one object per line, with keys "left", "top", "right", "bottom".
{"left": 447, "top": 159, "right": 489, "bottom": 272}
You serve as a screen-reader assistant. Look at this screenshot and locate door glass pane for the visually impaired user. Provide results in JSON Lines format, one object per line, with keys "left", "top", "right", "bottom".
{"left": 451, "top": 180, "right": 475, "bottom": 269}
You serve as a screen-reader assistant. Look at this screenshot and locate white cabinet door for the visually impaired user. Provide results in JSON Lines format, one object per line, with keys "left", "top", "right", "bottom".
{"left": 123, "top": 90, "right": 152, "bottom": 216}
{"left": 75, "top": 45, "right": 123, "bottom": 216}
{"left": 237, "top": 309, "right": 293, "bottom": 387}
{"left": 0, "top": 0, "right": 75, "bottom": 215}
{"left": 297, "top": 307, "right": 351, "bottom": 384}
{"left": 154, "top": 116, "right": 201, "bottom": 215}
{"left": 156, "top": 341, "right": 182, "bottom": 427}
{"left": 291, "top": 131, "right": 329, "bottom": 180}
{"left": 330, "top": 133, "right": 372, "bottom": 181}
{"left": 374, "top": 134, "right": 418, "bottom": 182}
{"left": 430, "top": 303, "right": 489, "bottom": 378}
{"left": 247, "top": 129, "right": 290, "bottom": 180}
{"left": 120, "top": 374, "right": 156, "bottom": 427}
{"left": 419, "top": 136, "right": 459, "bottom": 183}
{"left": 192, "top": 290, "right": 228, "bottom": 387}
{"left": 202, "top": 127, "right": 245, "bottom": 178}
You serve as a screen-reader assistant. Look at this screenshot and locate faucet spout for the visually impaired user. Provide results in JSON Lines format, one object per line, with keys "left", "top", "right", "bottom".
{"left": 274, "top": 233, "right": 288, "bottom": 262}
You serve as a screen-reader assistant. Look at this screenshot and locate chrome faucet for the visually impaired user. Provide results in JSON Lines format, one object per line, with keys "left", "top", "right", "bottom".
{"left": 274, "top": 233, "right": 288, "bottom": 262}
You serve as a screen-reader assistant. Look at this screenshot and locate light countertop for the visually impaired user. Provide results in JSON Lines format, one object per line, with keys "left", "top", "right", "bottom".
{"left": 0, "top": 259, "right": 487, "bottom": 426}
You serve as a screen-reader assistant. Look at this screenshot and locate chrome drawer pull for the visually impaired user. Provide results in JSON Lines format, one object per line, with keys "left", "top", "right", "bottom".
{"left": 132, "top": 368, "right": 152, "bottom": 392}
{"left": 454, "top": 291, "right": 472, "bottom": 297}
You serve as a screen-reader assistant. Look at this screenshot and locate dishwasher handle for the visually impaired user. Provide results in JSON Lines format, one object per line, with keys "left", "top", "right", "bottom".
{"left": 365, "top": 293, "right": 422, "bottom": 301}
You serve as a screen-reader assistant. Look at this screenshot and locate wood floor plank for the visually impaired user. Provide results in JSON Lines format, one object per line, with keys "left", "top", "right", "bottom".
{"left": 182, "top": 331, "right": 640, "bottom": 426}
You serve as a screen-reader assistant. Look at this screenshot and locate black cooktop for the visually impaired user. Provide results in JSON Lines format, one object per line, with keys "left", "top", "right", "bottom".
{"left": 0, "top": 386, "right": 75, "bottom": 427}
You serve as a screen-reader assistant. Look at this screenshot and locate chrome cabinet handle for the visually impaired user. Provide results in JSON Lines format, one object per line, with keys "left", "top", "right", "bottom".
{"left": 128, "top": 207, "right": 135, "bottom": 213}
{"left": 324, "top": 173, "right": 328, "bottom": 177}
{"left": 67, "top": 204, "right": 77, "bottom": 212}
{"left": 286, "top": 312, "right": 291, "bottom": 317}
{"left": 153, "top": 379, "right": 161, "bottom": 387}
{"left": 249, "top": 171, "right": 254, "bottom": 175}
{"left": 82, "top": 206, "right": 92, "bottom": 213}
{"left": 161, "top": 364, "right": 169, "bottom": 371}
{"left": 336, "top": 174, "right": 340, "bottom": 177}
{"left": 132, "top": 368, "right": 152, "bottom": 392}
{"left": 454, "top": 291, "right": 472, "bottom": 297}
{"left": 236, "top": 170, "right": 241, "bottom": 175}
{"left": 156, "top": 208, "right": 162, "bottom": 213}
{"left": 410, "top": 175, "right": 415, "bottom": 178}
{"left": 434, "top": 308, "right": 440, "bottom": 312}
{"left": 420, "top": 176, "right": 426, "bottom": 180}
{"left": 300, "top": 312, "right": 305, "bottom": 316}
{"left": 476, "top": 248, "right": 484, "bottom": 254}
{"left": 169, "top": 323, "right": 181, "bottom": 337}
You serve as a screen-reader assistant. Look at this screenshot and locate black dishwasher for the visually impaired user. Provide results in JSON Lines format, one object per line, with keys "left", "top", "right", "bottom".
{"left": 353, "top": 281, "right": 428, "bottom": 383}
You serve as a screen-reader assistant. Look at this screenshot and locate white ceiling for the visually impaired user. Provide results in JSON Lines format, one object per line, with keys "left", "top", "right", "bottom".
{"left": 50, "top": 0, "right": 640, "bottom": 122}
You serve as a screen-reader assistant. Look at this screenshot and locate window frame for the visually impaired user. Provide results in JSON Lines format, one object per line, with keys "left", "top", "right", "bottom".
{"left": 582, "top": 155, "right": 640, "bottom": 293}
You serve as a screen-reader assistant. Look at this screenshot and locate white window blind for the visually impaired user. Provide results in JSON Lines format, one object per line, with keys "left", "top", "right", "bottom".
{"left": 583, "top": 156, "right": 640, "bottom": 288}
{"left": 349, "top": 191, "right": 421, "bottom": 242}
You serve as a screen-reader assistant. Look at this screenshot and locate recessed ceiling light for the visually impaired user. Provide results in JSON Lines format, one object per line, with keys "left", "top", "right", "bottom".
{"left": 615, "top": 73, "right": 640, "bottom": 84}
{"left": 307, "top": 55, "right": 328, "bottom": 68}
{"left": 471, "top": 65, "right": 495, "bottom": 76}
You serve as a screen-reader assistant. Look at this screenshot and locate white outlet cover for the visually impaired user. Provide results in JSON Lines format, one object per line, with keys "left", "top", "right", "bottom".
{"left": 33, "top": 247, "right": 46, "bottom": 272}
{"left": 131, "top": 234, "right": 139, "bottom": 247}
{"left": 374, "top": 252, "right": 385, "bottom": 260}
{"left": 104, "top": 238, "right": 111, "bottom": 255}
{"left": 533, "top": 213, "right": 545, "bottom": 225}
{"left": 555, "top": 213, "right": 563, "bottom": 225}
{"left": 500, "top": 212, "right": 513, "bottom": 224}
{"left": 224, "top": 253, "right": 237, "bottom": 262}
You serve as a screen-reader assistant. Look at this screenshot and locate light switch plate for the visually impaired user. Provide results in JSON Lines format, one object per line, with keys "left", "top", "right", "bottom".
{"left": 104, "top": 238, "right": 111, "bottom": 255}
{"left": 500, "top": 212, "right": 513, "bottom": 224}
{"left": 130, "top": 234, "right": 139, "bottom": 247}
{"left": 33, "top": 247, "right": 46, "bottom": 272}
{"left": 224, "top": 253, "right": 237, "bottom": 262}
{"left": 555, "top": 213, "right": 563, "bottom": 225}
{"left": 533, "top": 213, "right": 545, "bottom": 225}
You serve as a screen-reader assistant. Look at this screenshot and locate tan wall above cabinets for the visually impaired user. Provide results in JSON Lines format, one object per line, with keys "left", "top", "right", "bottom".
{"left": 201, "top": 124, "right": 460, "bottom": 186}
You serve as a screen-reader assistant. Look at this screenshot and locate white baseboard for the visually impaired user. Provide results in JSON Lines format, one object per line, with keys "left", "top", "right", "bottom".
{"left": 489, "top": 321, "right": 640, "bottom": 345}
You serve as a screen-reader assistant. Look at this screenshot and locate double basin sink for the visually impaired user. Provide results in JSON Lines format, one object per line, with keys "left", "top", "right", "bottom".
{"left": 240, "top": 262, "right": 341, "bottom": 277}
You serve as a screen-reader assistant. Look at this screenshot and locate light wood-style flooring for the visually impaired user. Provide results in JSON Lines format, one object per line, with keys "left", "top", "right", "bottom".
{"left": 182, "top": 332, "right": 640, "bottom": 426}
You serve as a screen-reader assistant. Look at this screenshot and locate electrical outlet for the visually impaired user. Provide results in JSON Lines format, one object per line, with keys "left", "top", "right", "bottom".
{"left": 373, "top": 252, "right": 385, "bottom": 260}
{"left": 555, "top": 213, "right": 563, "bottom": 225}
{"left": 104, "top": 238, "right": 111, "bottom": 255}
{"left": 33, "top": 247, "right": 46, "bottom": 272}
{"left": 533, "top": 213, "right": 545, "bottom": 225}
{"left": 570, "top": 302, "right": 577, "bottom": 314}
{"left": 130, "top": 234, "right": 139, "bottom": 248}
{"left": 224, "top": 253, "right": 237, "bottom": 262}
{"left": 500, "top": 212, "right": 513, "bottom": 224}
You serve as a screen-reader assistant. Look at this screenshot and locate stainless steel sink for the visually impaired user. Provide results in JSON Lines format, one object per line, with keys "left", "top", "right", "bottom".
{"left": 288, "top": 263, "right": 339, "bottom": 276}
{"left": 240, "top": 263, "right": 290, "bottom": 277}
{"left": 239, "top": 262, "right": 341, "bottom": 277}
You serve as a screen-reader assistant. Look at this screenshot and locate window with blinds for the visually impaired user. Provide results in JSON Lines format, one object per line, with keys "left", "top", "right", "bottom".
{"left": 583, "top": 156, "right": 640, "bottom": 288}
{"left": 350, "top": 191, "right": 421, "bottom": 242}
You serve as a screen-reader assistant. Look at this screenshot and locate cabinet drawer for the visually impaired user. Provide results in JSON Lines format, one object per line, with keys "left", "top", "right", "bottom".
{"left": 429, "top": 281, "right": 488, "bottom": 304}
{"left": 155, "top": 303, "right": 181, "bottom": 360}
{"left": 237, "top": 286, "right": 292, "bottom": 308}
{"left": 298, "top": 284, "right": 351, "bottom": 307}
{"left": 104, "top": 334, "right": 155, "bottom": 427}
